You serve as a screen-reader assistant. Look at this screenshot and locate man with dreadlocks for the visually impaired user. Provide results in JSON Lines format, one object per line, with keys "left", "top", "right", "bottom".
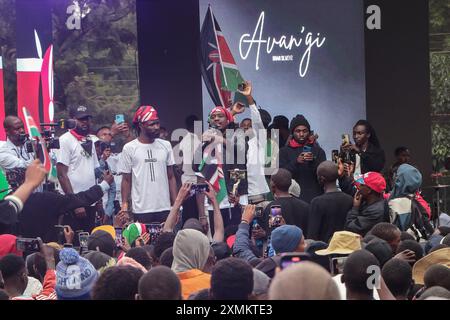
{"left": 118, "top": 106, "right": 177, "bottom": 224}
{"left": 339, "top": 119, "right": 386, "bottom": 196}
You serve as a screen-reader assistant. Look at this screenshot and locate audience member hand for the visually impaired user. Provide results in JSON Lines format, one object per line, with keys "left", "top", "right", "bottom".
{"left": 297, "top": 153, "right": 306, "bottom": 164}
{"left": 303, "top": 152, "right": 314, "bottom": 162}
{"left": 103, "top": 170, "right": 114, "bottom": 185}
{"left": 252, "top": 227, "right": 266, "bottom": 240}
{"left": 337, "top": 158, "right": 345, "bottom": 177}
{"left": 344, "top": 162, "right": 355, "bottom": 177}
{"left": 119, "top": 123, "right": 130, "bottom": 136}
{"left": 74, "top": 207, "right": 87, "bottom": 218}
{"left": 63, "top": 225, "right": 74, "bottom": 244}
{"left": 25, "top": 159, "right": 48, "bottom": 188}
{"left": 114, "top": 210, "right": 129, "bottom": 228}
{"left": 136, "top": 232, "right": 150, "bottom": 247}
{"left": 394, "top": 249, "right": 416, "bottom": 263}
{"left": 203, "top": 182, "right": 217, "bottom": 204}
{"left": 119, "top": 237, "right": 131, "bottom": 253}
{"left": 353, "top": 190, "right": 362, "bottom": 208}
{"left": 176, "top": 183, "right": 192, "bottom": 204}
{"left": 242, "top": 204, "right": 256, "bottom": 224}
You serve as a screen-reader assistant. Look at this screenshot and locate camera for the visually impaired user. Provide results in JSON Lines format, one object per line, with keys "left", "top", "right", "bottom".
{"left": 16, "top": 238, "right": 40, "bottom": 252}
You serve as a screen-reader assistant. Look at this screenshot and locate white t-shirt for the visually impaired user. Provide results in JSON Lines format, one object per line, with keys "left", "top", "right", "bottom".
{"left": 56, "top": 132, "right": 99, "bottom": 194}
{"left": 118, "top": 138, "right": 175, "bottom": 214}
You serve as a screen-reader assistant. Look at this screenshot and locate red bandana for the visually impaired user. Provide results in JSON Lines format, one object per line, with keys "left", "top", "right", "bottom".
{"left": 133, "top": 105, "right": 159, "bottom": 124}
{"left": 69, "top": 129, "right": 86, "bottom": 141}
{"left": 209, "top": 106, "right": 234, "bottom": 124}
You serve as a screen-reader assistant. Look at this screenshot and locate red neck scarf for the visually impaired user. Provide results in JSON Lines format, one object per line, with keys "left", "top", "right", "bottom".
{"left": 70, "top": 129, "right": 87, "bottom": 141}
{"left": 288, "top": 135, "right": 316, "bottom": 148}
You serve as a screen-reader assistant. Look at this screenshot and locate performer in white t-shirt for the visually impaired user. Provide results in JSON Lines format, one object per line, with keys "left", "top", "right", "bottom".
{"left": 118, "top": 106, "right": 177, "bottom": 223}
{"left": 56, "top": 105, "right": 101, "bottom": 233}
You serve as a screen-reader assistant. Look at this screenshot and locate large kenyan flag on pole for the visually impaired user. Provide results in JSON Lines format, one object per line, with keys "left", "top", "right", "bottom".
{"left": 0, "top": 57, "right": 6, "bottom": 141}
{"left": 200, "top": 5, "right": 244, "bottom": 109}
{"left": 16, "top": 0, "right": 53, "bottom": 125}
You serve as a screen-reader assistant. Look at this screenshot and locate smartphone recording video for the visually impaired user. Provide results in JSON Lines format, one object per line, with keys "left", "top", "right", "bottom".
{"left": 115, "top": 114, "right": 125, "bottom": 124}
{"left": 16, "top": 238, "right": 40, "bottom": 253}
{"left": 280, "top": 253, "right": 312, "bottom": 269}
{"left": 190, "top": 183, "right": 210, "bottom": 194}
{"left": 330, "top": 256, "right": 348, "bottom": 276}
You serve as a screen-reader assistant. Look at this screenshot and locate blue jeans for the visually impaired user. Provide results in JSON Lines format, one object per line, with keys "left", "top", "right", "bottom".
{"left": 95, "top": 162, "right": 116, "bottom": 218}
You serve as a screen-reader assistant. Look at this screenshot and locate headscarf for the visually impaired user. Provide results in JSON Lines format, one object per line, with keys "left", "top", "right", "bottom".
{"left": 171, "top": 229, "right": 211, "bottom": 273}
{"left": 389, "top": 164, "right": 422, "bottom": 199}
{"left": 133, "top": 105, "right": 159, "bottom": 124}
{"left": 208, "top": 106, "right": 233, "bottom": 126}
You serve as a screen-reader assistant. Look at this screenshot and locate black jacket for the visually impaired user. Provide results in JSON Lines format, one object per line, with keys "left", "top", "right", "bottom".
{"left": 18, "top": 185, "right": 104, "bottom": 242}
{"left": 345, "top": 199, "right": 389, "bottom": 236}
{"left": 360, "top": 144, "right": 386, "bottom": 174}
{"left": 278, "top": 142, "right": 326, "bottom": 203}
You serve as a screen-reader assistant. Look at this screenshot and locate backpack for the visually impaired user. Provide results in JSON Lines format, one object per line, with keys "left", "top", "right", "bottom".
{"left": 389, "top": 195, "right": 433, "bottom": 240}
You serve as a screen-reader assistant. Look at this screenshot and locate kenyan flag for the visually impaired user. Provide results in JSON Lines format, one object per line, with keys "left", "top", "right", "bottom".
{"left": 22, "top": 107, "right": 52, "bottom": 173}
{"left": 198, "top": 141, "right": 227, "bottom": 204}
{"left": 200, "top": 5, "right": 245, "bottom": 108}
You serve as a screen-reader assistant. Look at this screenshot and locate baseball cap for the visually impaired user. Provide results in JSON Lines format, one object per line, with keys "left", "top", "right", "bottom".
{"left": 70, "top": 105, "right": 92, "bottom": 119}
{"left": 354, "top": 172, "right": 386, "bottom": 194}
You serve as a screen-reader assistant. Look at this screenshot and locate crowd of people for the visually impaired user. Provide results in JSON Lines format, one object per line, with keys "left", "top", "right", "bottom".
{"left": 0, "top": 81, "right": 449, "bottom": 301}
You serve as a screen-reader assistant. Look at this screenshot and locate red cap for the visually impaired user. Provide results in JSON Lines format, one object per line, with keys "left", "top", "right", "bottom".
{"left": 0, "top": 234, "right": 22, "bottom": 258}
{"left": 354, "top": 172, "right": 386, "bottom": 194}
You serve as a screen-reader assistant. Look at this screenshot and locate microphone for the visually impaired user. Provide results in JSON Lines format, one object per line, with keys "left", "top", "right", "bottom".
{"left": 40, "top": 119, "right": 77, "bottom": 130}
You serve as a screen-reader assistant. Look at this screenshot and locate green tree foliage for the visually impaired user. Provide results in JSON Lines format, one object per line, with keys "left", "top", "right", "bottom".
{"left": 429, "top": 0, "right": 450, "bottom": 170}
{"left": 52, "top": 0, "right": 139, "bottom": 128}
{"left": 0, "top": 0, "right": 17, "bottom": 116}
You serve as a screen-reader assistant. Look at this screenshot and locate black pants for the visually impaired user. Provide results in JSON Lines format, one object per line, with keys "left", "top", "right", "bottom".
{"left": 63, "top": 206, "right": 97, "bottom": 234}
{"left": 133, "top": 211, "right": 170, "bottom": 224}
{"left": 208, "top": 206, "right": 242, "bottom": 237}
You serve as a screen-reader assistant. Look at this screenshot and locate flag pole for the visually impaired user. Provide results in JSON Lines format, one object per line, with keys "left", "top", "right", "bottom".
{"left": 209, "top": 5, "right": 228, "bottom": 89}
